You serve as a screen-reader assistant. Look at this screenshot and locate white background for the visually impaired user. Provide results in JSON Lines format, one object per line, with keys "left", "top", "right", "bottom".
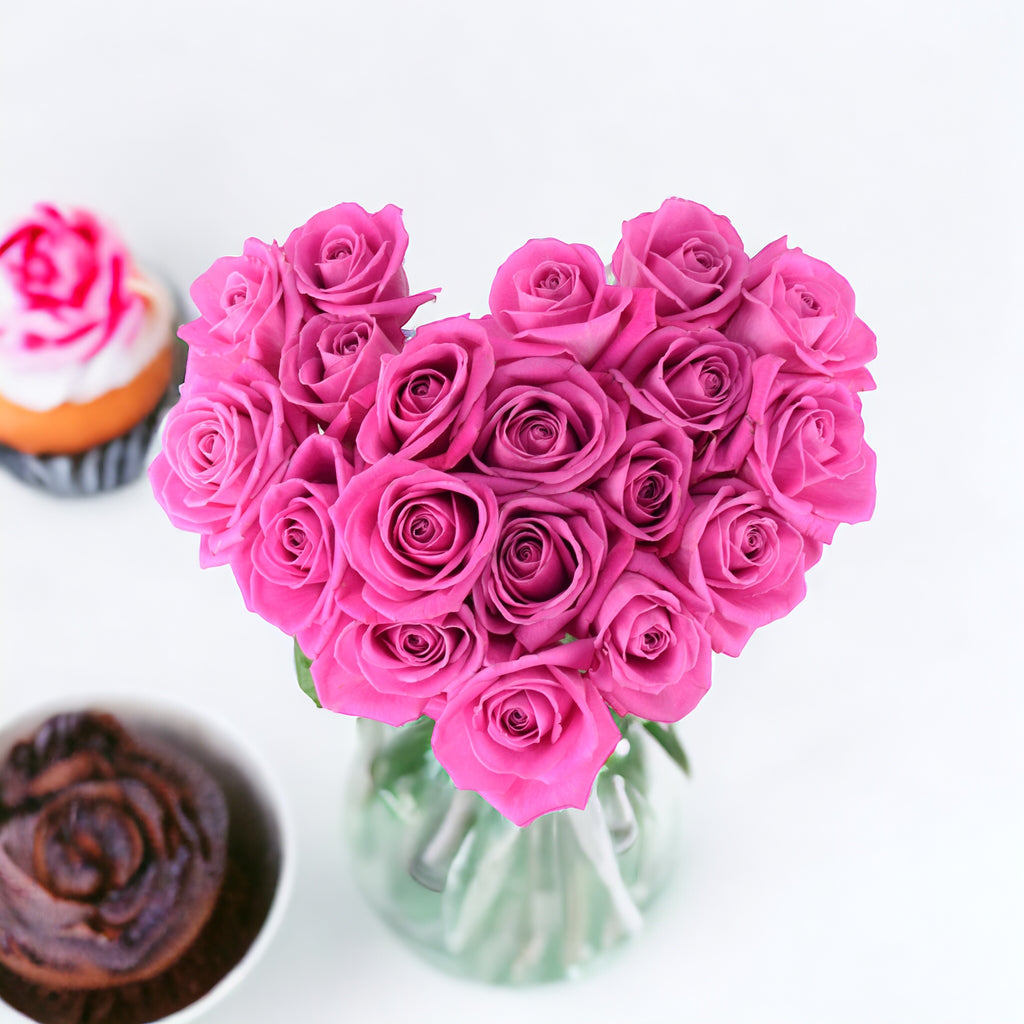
{"left": 1, "top": 1, "right": 1022, "bottom": 1021}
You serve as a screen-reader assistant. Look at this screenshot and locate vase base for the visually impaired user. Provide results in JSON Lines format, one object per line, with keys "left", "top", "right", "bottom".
{"left": 344, "top": 718, "right": 681, "bottom": 985}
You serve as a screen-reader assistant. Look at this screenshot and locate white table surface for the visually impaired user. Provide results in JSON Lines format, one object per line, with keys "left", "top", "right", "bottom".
{"left": 1, "top": 1, "right": 1022, "bottom": 1021}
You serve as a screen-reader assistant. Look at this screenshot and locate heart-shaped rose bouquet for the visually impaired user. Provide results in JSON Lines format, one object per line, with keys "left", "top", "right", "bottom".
{"left": 151, "top": 199, "right": 876, "bottom": 826}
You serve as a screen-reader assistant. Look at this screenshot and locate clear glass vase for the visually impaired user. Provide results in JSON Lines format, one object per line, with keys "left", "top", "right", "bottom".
{"left": 344, "top": 715, "right": 682, "bottom": 984}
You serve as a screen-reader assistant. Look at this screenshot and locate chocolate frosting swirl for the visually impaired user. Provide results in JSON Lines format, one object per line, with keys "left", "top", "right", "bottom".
{"left": 0, "top": 712, "right": 228, "bottom": 990}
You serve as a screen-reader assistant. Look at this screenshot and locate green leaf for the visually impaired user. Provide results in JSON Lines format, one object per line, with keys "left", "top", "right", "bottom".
{"left": 293, "top": 639, "right": 321, "bottom": 708}
{"left": 603, "top": 715, "right": 648, "bottom": 792}
{"left": 608, "top": 707, "right": 629, "bottom": 735}
{"left": 641, "top": 720, "right": 691, "bottom": 776}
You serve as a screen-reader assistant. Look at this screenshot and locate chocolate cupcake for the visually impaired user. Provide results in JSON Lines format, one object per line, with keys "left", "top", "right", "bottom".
{"left": 0, "top": 709, "right": 285, "bottom": 1024}
{"left": 0, "top": 205, "right": 182, "bottom": 495}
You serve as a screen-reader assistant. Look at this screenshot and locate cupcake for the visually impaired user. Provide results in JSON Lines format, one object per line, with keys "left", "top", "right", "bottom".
{"left": 0, "top": 708, "right": 285, "bottom": 1024}
{"left": 0, "top": 205, "right": 180, "bottom": 494}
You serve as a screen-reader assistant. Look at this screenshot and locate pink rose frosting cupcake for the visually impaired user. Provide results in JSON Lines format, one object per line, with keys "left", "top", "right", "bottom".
{"left": 0, "top": 204, "right": 180, "bottom": 494}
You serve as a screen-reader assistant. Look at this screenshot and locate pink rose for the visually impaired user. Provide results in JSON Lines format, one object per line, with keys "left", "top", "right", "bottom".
{"left": 615, "top": 326, "right": 755, "bottom": 452}
{"left": 283, "top": 202, "right": 437, "bottom": 324}
{"left": 227, "top": 432, "right": 352, "bottom": 656}
{"left": 590, "top": 552, "right": 712, "bottom": 722}
{"left": 279, "top": 311, "right": 402, "bottom": 427}
{"left": 337, "top": 457, "right": 499, "bottom": 621}
{"left": 474, "top": 491, "right": 633, "bottom": 651}
{"left": 488, "top": 238, "right": 652, "bottom": 365}
{"left": 726, "top": 238, "right": 876, "bottom": 391}
{"left": 431, "top": 643, "right": 621, "bottom": 826}
{"left": 179, "top": 237, "right": 302, "bottom": 380}
{"left": 312, "top": 606, "right": 485, "bottom": 726}
{"left": 673, "top": 479, "right": 823, "bottom": 656}
{"left": 594, "top": 419, "right": 693, "bottom": 553}
{"left": 744, "top": 360, "right": 877, "bottom": 543}
{"left": 612, "top": 197, "right": 749, "bottom": 328}
{"left": 0, "top": 204, "right": 148, "bottom": 368}
{"left": 469, "top": 354, "right": 625, "bottom": 494}
{"left": 356, "top": 316, "right": 495, "bottom": 469}
{"left": 149, "top": 361, "right": 315, "bottom": 567}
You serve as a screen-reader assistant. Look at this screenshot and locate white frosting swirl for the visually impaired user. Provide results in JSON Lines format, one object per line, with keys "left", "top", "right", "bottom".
{"left": 0, "top": 272, "right": 174, "bottom": 411}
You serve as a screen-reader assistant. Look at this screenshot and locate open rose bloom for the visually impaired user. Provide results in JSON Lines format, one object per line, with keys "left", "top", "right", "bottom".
{"left": 152, "top": 199, "right": 876, "bottom": 827}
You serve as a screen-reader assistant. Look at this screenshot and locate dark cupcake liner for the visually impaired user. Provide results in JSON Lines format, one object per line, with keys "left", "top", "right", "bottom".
{"left": 0, "top": 339, "right": 186, "bottom": 497}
